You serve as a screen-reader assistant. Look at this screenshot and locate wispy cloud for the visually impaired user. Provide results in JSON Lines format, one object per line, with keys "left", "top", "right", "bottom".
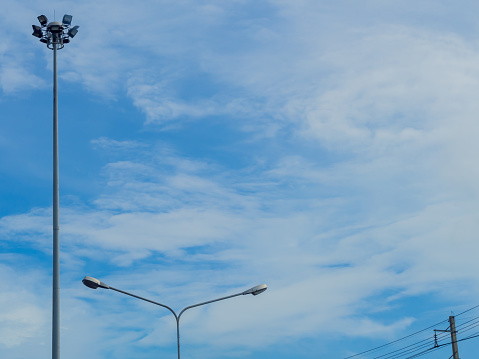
{"left": 3, "top": 1, "right": 479, "bottom": 358}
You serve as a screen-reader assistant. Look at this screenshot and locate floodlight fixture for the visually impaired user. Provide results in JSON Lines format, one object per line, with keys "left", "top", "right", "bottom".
{"left": 68, "top": 25, "right": 79, "bottom": 38}
{"left": 32, "top": 14, "right": 79, "bottom": 49}
{"left": 37, "top": 15, "right": 48, "bottom": 26}
{"left": 32, "top": 25, "right": 43, "bottom": 38}
{"left": 62, "top": 14, "right": 72, "bottom": 26}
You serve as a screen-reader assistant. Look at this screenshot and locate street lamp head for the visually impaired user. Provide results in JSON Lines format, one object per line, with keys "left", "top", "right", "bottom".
{"left": 82, "top": 276, "right": 110, "bottom": 290}
{"left": 62, "top": 14, "right": 72, "bottom": 26}
{"left": 243, "top": 284, "right": 267, "bottom": 296}
{"left": 37, "top": 15, "right": 48, "bottom": 27}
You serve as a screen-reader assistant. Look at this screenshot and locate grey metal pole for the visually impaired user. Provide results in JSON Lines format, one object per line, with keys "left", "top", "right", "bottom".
{"left": 52, "top": 41, "right": 60, "bottom": 359}
{"left": 449, "top": 316, "right": 459, "bottom": 359}
{"left": 108, "top": 286, "right": 180, "bottom": 357}
{"left": 32, "top": 16, "right": 79, "bottom": 359}
{"left": 176, "top": 318, "right": 181, "bottom": 359}
{"left": 174, "top": 292, "right": 242, "bottom": 359}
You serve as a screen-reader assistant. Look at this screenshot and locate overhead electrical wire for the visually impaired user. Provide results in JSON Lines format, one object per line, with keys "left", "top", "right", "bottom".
{"left": 374, "top": 323, "right": 479, "bottom": 359}
{"left": 374, "top": 332, "right": 451, "bottom": 359}
{"left": 350, "top": 330, "right": 446, "bottom": 359}
{"left": 456, "top": 321, "right": 479, "bottom": 335}
{"left": 456, "top": 304, "right": 479, "bottom": 317}
{"left": 404, "top": 345, "right": 443, "bottom": 359}
{"left": 343, "top": 319, "right": 449, "bottom": 359}
{"left": 370, "top": 337, "right": 432, "bottom": 359}
{"left": 345, "top": 304, "right": 479, "bottom": 359}
{"left": 401, "top": 332, "right": 479, "bottom": 359}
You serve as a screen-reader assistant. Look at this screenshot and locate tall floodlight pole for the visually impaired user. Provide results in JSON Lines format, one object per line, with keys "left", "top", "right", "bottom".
{"left": 82, "top": 276, "right": 267, "bottom": 359}
{"left": 32, "top": 14, "right": 79, "bottom": 359}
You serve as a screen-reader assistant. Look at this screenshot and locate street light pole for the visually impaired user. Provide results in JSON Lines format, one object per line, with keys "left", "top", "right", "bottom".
{"left": 52, "top": 36, "right": 60, "bottom": 359}
{"left": 32, "top": 14, "right": 79, "bottom": 359}
{"left": 82, "top": 276, "right": 267, "bottom": 359}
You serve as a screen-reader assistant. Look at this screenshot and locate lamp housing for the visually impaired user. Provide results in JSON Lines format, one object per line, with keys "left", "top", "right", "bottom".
{"left": 37, "top": 15, "right": 48, "bottom": 26}
{"left": 243, "top": 284, "right": 268, "bottom": 296}
{"left": 82, "top": 276, "right": 110, "bottom": 290}
{"left": 68, "top": 25, "right": 79, "bottom": 38}
{"left": 62, "top": 14, "right": 72, "bottom": 26}
{"left": 32, "top": 25, "right": 43, "bottom": 38}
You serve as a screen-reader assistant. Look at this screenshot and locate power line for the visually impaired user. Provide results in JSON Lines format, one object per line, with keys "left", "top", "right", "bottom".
{"left": 377, "top": 341, "right": 436, "bottom": 359}
{"left": 397, "top": 327, "right": 479, "bottom": 358}
{"left": 344, "top": 319, "right": 448, "bottom": 359}
{"left": 456, "top": 319, "right": 479, "bottom": 335}
{"left": 404, "top": 331, "right": 479, "bottom": 359}
{"left": 345, "top": 304, "right": 479, "bottom": 359}
{"left": 376, "top": 330, "right": 452, "bottom": 359}
{"left": 404, "top": 345, "right": 443, "bottom": 359}
{"left": 370, "top": 337, "right": 433, "bottom": 359}
{"left": 348, "top": 330, "right": 444, "bottom": 359}
{"left": 456, "top": 304, "right": 479, "bottom": 317}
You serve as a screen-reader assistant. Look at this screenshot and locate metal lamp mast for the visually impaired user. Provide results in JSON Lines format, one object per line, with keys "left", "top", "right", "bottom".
{"left": 32, "top": 14, "right": 79, "bottom": 359}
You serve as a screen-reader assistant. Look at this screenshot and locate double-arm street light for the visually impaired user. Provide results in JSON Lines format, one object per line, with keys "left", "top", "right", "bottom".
{"left": 82, "top": 276, "right": 267, "bottom": 359}
{"left": 32, "top": 14, "right": 79, "bottom": 359}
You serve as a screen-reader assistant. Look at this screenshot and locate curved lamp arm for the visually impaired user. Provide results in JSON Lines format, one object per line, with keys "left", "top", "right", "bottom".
{"left": 177, "top": 284, "right": 267, "bottom": 320}
{"left": 178, "top": 292, "right": 242, "bottom": 320}
{"left": 82, "top": 276, "right": 267, "bottom": 359}
{"left": 82, "top": 276, "right": 178, "bottom": 319}
{"left": 110, "top": 286, "right": 178, "bottom": 320}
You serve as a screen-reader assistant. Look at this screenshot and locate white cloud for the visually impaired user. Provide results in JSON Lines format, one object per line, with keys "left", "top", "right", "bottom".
{"left": 0, "top": 263, "right": 49, "bottom": 350}
{"left": 0, "top": 3, "right": 48, "bottom": 94}
{"left": 126, "top": 78, "right": 221, "bottom": 123}
{"left": 302, "top": 29, "right": 479, "bottom": 150}
{"left": 4, "top": 1, "right": 479, "bottom": 357}
{"left": 2, "top": 139, "right": 479, "bottom": 353}
{"left": 91, "top": 137, "right": 148, "bottom": 151}
{"left": 0, "top": 64, "right": 45, "bottom": 93}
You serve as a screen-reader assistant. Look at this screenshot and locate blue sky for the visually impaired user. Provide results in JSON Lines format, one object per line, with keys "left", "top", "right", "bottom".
{"left": 2, "top": 1, "right": 479, "bottom": 358}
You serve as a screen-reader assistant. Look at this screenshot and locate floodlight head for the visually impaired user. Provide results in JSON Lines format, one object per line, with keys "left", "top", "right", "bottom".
{"left": 62, "top": 14, "right": 72, "bottom": 26}
{"left": 243, "top": 284, "right": 267, "bottom": 296}
{"left": 68, "top": 25, "right": 79, "bottom": 38}
{"left": 82, "top": 276, "right": 110, "bottom": 290}
{"left": 33, "top": 14, "right": 78, "bottom": 49}
{"left": 32, "top": 25, "right": 43, "bottom": 38}
{"left": 37, "top": 15, "right": 48, "bottom": 26}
